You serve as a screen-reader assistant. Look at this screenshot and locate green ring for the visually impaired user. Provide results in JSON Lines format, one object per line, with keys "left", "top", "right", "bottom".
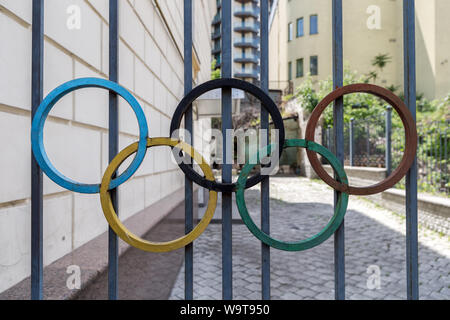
{"left": 235, "top": 139, "right": 349, "bottom": 252}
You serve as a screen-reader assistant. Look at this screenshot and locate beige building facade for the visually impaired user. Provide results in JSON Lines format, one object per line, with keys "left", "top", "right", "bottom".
{"left": 268, "top": 0, "right": 288, "bottom": 91}
{"left": 0, "top": 0, "right": 214, "bottom": 294}
{"left": 269, "top": 0, "right": 450, "bottom": 100}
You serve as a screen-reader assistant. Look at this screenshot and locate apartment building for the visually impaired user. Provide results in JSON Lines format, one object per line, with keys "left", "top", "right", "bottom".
{"left": 270, "top": 0, "right": 450, "bottom": 100}
{"left": 212, "top": 0, "right": 262, "bottom": 83}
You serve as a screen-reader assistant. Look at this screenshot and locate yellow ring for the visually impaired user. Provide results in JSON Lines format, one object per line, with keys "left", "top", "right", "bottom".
{"left": 100, "top": 137, "right": 218, "bottom": 253}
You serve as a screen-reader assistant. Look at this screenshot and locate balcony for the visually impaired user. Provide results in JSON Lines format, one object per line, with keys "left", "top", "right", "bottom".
{"left": 212, "top": 44, "right": 221, "bottom": 54}
{"left": 211, "top": 29, "right": 221, "bottom": 40}
{"left": 234, "top": 21, "right": 260, "bottom": 33}
{"left": 234, "top": 67, "right": 260, "bottom": 79}
{"left": 216, "top": 0, "right": 222, "bottom": 9}
{"left": 234, "top": 7, "right": 260, "bottom": 19}
{"left": 212, "top": 13, "right": 221, "bottom": 25}
{"left": 234, "top": 37, "right": 260, "bottom": 49}
{"left": 235, "top": 0, "right": 258, "bottom": 3}
{"left": 234, "top": 53, "right": 259, "bottom": 64}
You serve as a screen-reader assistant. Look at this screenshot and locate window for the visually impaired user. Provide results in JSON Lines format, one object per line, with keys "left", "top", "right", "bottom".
{"left": 288, "top": 23, "right": 293, "bottom": 41}
{"left": 296, "top": 58, "right": 304, "bottom": 78}
{"left": 310, "top": 15, "right": 318, "bottom": 35}
{"left": 296, "top": 18, "right": 304, "bottom": 37}
{"left": 288, "top": 61, "right": 292, "bottom": 80}
{"left": 310, "top": 56, "right": 318, "bottom": 75}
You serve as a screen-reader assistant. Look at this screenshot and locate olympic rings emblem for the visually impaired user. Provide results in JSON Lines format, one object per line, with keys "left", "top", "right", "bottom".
{"left": 305, "top": 84, "right": 417, "bottom": 195}
{"left": 31, "top": 78, "right": 149, "bottom": 194}
{"left": 170, "top": 78, "right": 286, "bottom": 193}
{"left": 31, "top": 77, "right": 417, "bottom": 253}
{"left": 236, "top": 139, "right": 349, "bottom": 251}
{"left": 100, "top": 137, "right": 218, "bottom": 253}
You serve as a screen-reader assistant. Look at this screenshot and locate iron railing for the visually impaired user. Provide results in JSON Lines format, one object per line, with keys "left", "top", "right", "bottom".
{"left": 324, "top": 114, "right": 449, "bottom": 195}
{"left": 393, "top": 120, "right": 449, "bottom": 194}
{"left": 27, "top": 0, "right": 419, "bottom": 301}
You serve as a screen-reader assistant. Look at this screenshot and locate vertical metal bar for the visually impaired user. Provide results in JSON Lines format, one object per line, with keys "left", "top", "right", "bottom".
{"left": 433, "top": 129, "right": 437, "bottom": 186}
{"left": 417, "top": 128, "right": 428, "bottom": 182}
{"left": 31, "top": 0, "right": 44, "bottom": 300}
{"left": 423, "top": 132, "right": 426, "bottom": 185}
{"left": 184, "top": 0, "right": 194, "bottom": 301}
{"left": 332, "top": 0, "right": 345, "bottom": 300}
{"left": 426, "top": 131, "right": 429, "bottom": 184}
{"left": 221, "top": 0, "right": 233, "bottom": 300}
{"left": 435, "top": 130, "right": 438, "bottom": 186}
{"left": 439, "top": 129, "right": 443, "bottom": 191}
{"left": 366, "top": 124, "right": 370, "bottom": 157}
{"left": 260, "top": 0, "right": 270, "bottom": 300}
{"left": 429, "top": 131, "right": 432, "bottom": 185}
{"left": 349, "top": 118, "right": 354, "bottom": 166}
{"left": 386, "top": 106, "right": 392, "bottom": 176}
{"left": 108, "top": 0, "right": 119, "bottom": 300}
{"left": 429, "top": 130, "right": 433, "bottom": 185}
{"left": 403, "top": 0, "right": 419, "bottom": 300}
{"left": 322, "top": 127, "right": 325, "bottom": 148}
{"left": 327, "top": 128, "right": 331, "bottom": 151}
{"left": 445, "top": 127, "right": 448, "bottom": 193}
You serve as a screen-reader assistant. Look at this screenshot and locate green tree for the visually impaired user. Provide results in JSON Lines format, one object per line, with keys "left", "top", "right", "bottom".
{"left": 295, "top": 76, "right": 319, "bottom": 114}
{"left": 365, "top": 71, "right": 378, "bottom": 83}
{"left": 211, "top": 59, "right": 221, "bottom": 80}
{"left": 387, "top": 84, "right": 400, "bottom": 94}
{"left": 372, "top": 53, "right": 392, "bottom": 71}
{"left": 365, "top": 53, "right": 392, "bottom": 84}
{"left": 294, "top": 68, "right": 385, "bottom": 127}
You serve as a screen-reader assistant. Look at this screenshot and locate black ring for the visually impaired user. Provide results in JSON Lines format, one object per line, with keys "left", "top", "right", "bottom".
{"left": 169, "top": 78, "right": 285, "bottom": 193}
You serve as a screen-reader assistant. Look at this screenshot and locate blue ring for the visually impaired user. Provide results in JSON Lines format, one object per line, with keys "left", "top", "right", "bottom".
{"left": 31, "top": 78, "right": 149, "bottom": 194}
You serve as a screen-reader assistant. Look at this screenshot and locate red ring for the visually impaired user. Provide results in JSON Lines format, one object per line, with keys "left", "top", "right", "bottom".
{"left": 305, "top": 84, "right": 417, "bottom": 196}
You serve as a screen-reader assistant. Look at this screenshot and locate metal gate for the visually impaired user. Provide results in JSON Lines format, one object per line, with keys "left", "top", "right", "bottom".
{"left": 29, "top": 0, "right": 419, "bottom": 300}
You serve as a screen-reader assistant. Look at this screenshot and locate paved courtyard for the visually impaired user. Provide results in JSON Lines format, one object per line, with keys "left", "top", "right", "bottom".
{"left": 169, "top": 177, "right": 450, "bottom": 300}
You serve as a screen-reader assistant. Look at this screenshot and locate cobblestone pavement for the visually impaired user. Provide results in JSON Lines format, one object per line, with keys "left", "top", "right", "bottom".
{"left": 169, "top": 177, "right": 450, "bottom": 300}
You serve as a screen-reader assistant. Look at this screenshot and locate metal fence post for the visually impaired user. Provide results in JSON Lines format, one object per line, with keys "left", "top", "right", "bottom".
{"left": 31, "top": 0, "right": 44, "bottom": 300}
{"left": 327, "top": 128, "right": 331, "bottom": 151}
{"left": 403, "top": 0, "right": 419, "bottom": 300}
{"left": 439, "top": 128, "right": 447, "bottom": 192}
{"left": 221, "top": 0, "right": 233, "bottom": 300}
{"left": 184, "top": 0, "right": 194, "bottom": 300}
{"left": 366, "top": 123, "right": 370, "bottom": 157}
{"left": 260, "top": 0, "right": 271, "bottom": 301}
{"left": 349, "top": 118, "right": 354, "bottom": 166}
{"left": 108, "top": 0, "right": 119, "bottom": 300}
{"left": 445, "top": 127, "right": 448, "bottom": 192}
{"left": 386, "top": 106, "right": 392, "bottom": 176}
{"left": 332, "top": 0, "right": 345, "bottom": 300}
